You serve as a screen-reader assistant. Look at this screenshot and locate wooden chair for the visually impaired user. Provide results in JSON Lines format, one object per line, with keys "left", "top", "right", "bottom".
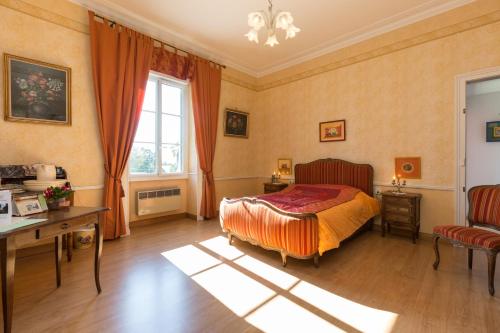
{"left": 432, "top": 185, "right": 500, "bottom": 295}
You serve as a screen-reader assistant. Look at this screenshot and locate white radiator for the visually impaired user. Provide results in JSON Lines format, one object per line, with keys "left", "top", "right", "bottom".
{"left": 137, "top": 188, "right": 182, "bottom": 216}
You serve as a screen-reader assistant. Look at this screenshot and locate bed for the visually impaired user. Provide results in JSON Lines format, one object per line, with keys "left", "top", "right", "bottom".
{"left": 219, "top": 158, "right": 380, "bottom": 267}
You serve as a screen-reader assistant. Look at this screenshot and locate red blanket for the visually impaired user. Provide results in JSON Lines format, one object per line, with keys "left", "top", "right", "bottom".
{"left": 256, "top": 184, "right": 360, "bottom": 213}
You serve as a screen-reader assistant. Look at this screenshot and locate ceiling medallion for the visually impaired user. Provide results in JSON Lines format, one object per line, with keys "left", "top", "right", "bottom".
{"left": 245, "top": 0, "right": 301, "bottom": 47}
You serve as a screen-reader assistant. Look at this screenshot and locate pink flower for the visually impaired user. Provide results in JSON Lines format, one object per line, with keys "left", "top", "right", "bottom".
{"left": 28, "top": 91, "right": 37, "bottom": 97}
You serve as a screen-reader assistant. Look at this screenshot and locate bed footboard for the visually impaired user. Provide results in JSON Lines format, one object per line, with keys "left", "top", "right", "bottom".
{"left": 220, "top": 197, "right": 319, "bottom": 266}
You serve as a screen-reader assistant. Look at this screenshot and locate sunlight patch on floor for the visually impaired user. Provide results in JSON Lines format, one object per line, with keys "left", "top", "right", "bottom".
{"left": 245, "top": 295, "right": 346, "bottom": 333}
{"left": 234, "top": 255, "right": 299, "bottom": 290}
{"left": 290, "top": 281, "right": 398, "bottom": 333}
{"left": 161, "top": 244, "right": 221, "bottom": 276}
{"left": 199, "top": 236, "right": 245, "bottom": 260}
{"left": 192, "top": 264, "right": 276, "bottom": 317}
{"left": 161, "top": 237, "right": 399, "bottom": 333}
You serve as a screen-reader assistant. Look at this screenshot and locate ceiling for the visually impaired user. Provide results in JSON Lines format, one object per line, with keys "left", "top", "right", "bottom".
{"left": 72, "top": 0, "right": 473, "bottom": 77}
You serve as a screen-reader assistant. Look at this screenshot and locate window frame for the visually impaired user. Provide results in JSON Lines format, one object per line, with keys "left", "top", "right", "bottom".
{"left": 129, "top": 72, "right": 189, "bottom": 181}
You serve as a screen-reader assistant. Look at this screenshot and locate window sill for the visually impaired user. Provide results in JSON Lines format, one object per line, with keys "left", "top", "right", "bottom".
{"left": 129, "top": 174, "right": 188, "bottom": 182}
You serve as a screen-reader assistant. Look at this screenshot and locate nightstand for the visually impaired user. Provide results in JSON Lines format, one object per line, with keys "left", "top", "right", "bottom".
{"left": 381, "top": 191, "right": 422, "bottom": 243}
{"left": 264, "top": 182, "right": 288, "bottom": 194}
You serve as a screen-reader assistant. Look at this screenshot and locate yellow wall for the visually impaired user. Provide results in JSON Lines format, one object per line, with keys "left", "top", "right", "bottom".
{"left": 253, "top": 1, "right": 500, "bottom": 233}
{"left": 0, "top": 0, "right": 259, "bottom": 221}
{"left": 3, "top": 0, "right": 500, "bottom": 233}
{"left": 0, "top": 1, "right": 103, "bottom": 207}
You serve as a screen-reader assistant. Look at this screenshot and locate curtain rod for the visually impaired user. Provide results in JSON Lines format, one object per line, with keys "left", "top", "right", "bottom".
{"left": 93, "top": 13, "right": 226, "bottom": 69}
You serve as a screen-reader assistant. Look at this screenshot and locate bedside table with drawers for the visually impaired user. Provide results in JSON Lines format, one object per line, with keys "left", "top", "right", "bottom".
{"left": 264, "top": 182, "right": 288, "bottom": 194}
{"left": 381, "top": 191, "right": 422, "bottom": 243}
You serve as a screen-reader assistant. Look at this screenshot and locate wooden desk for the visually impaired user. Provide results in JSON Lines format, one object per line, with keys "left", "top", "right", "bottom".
{"left": 0, "top": 206, "right": 108, "bottom": 333}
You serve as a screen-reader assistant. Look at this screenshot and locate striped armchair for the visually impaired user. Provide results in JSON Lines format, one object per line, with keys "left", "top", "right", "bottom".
{"left": 432, "top": 185, "right": 500, "bottom": 295}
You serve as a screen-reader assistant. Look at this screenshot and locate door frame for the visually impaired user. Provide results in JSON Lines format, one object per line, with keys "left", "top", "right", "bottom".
{"left": 455, "top": 66, "right": 500, "bottom": 226}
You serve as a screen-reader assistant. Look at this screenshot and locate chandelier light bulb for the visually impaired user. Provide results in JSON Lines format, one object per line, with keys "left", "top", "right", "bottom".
{"left": 245, "top": 29, "right": 259, "bottom": 43}
{"left": 286, "top": 25, "right": 301, "bottom": 39}
{"left": 245, "top": 0, "right": 300, "bottom": 46}
{"left": 248, "top": 12, "right": 265, "bottom": 30}
{"left": 265, "top": 34, "right": 279, "bottom": 47}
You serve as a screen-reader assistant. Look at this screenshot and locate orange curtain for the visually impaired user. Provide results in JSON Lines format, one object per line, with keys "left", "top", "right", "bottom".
{"left": 88, "top": 11, "right": 153, "bottom": 239}
{"left": 191, "top": 59, "right": 222, "bottom": 218}
{"left": 151, "top": 46, "right": 195, "bottom": 80}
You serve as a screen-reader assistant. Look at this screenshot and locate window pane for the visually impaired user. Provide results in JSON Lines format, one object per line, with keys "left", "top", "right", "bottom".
{"left": 143, "top": 80, "right": 157, "bottom": 111}
{"left": 162, "top": 114, "right": 181, "bottom": 144}
{"left": 161, "top": 144, "right": 181, "bottom": 173}
{"left": 135, "top": 111, "right": 156, "bottom": 143}
{"left": 130, "top": 143, "right": 157, "bottom": 174}
{"left": 161, "top": 84, "right": 181, "bottom": 115}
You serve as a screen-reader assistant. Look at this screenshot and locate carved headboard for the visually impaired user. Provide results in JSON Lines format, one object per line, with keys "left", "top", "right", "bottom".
{"left": 294, "top": 158, "right": 374, "bottom": 196}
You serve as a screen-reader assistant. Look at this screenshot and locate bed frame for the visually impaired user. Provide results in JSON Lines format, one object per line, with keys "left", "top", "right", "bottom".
{"left": 220, "top": 158, "right": 374, "bottom": 267}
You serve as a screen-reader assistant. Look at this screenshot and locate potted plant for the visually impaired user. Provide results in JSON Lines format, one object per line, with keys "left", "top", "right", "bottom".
{"left": 44, "top": 184, "right": 73, "bottom": 210}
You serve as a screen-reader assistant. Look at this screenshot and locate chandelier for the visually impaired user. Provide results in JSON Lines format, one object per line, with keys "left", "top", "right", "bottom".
{"left": 245, "top": 0, "right": 301, "bottom": 47}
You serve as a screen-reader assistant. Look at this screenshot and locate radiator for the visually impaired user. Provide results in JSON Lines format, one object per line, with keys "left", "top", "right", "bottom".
{"left": 137, "top": 187, "right": 182, "bottom": 216}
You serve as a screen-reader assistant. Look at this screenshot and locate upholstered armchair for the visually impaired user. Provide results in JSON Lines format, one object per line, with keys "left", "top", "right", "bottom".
{"left": 432, "top": 185, "right": 500, "bottom": 295}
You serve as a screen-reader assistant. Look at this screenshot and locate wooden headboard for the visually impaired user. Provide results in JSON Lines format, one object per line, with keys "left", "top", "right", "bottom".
{"left": 294, "top": 158, "right": 374, "bottom": 196}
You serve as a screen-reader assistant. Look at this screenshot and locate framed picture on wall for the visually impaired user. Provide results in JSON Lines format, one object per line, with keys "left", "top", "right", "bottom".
{"left": 395, "top": 157, "right": 421, "bottom": 179}
{"left": 277, "top": 158, "right": 292, "bottom": 175}
{"left": 486, "top": 121, "right": 500, "bottom": 142}
{"left": 319, "top": 119, "right": 345, "bottom": 142}
{"left": 224, "top": 108, "right": 248, "bottom": 138}
{"left": 4, "top": 54, "right": 71, "bottom": 125}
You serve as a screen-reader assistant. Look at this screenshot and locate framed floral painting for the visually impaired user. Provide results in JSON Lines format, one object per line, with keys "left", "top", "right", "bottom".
{"left": 319, "top": 119, "right": 345, "bottom": 142}
{"left": 4, "top": 54, "right": 71, "bottom": 125}
{"left": 224, "top": 108, "right": 248, "bottom": 138}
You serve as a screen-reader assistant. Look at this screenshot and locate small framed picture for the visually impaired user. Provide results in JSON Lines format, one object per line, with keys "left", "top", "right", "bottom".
{"left": 278, "top": 159, "right": 292, "bottom": 175}
{"left": 395, "top": 157, "right": 421, "bottom": 179}
{"left": 319, "top": 120, "right": 345, "bottom": 142}
{"left": 224, "top": 108, "right": 249, "bottom": 138}
{"left": 4, "top": 53, "right": 71, "bottom": 125}
{"left": 486, "top": 121, "right": 500, "bottom": 142}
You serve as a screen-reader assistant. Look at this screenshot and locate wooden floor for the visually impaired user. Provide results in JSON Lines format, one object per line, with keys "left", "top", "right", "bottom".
{"left": 5, "top": 218, "right": 500, "bottom": 333}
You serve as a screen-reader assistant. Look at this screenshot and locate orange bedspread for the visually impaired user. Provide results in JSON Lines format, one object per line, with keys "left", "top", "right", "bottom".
{"left": 220, "top": 185, "right": 380, "bottom": 258}
{"left": 317, "top": 191, "right": 380, "bottom": 254}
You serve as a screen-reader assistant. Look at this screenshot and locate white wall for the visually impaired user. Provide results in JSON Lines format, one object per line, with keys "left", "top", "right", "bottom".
{"left": 466, "top": 85, "right": 500, "bottom": 191}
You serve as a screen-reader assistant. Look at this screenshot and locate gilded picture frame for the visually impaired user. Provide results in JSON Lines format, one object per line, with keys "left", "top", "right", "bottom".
{"left": 4, "top": 53, "right": 71, "bottom": 125}
{"left": 277, "top": 158, "right": 292, "bottom": 175}
{"left": 486, "top": 121, "right": 500, "bottom": 142}
{"left": 319, "top": 119, "right": 346, "bottom": 142}
{"left": 224, "top": 108, "right": 249, "bottom": 138}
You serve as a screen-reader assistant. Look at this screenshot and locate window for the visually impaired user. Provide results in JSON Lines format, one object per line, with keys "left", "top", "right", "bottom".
{"left": 129, "top": 74, "right": 187, "bottom": 178}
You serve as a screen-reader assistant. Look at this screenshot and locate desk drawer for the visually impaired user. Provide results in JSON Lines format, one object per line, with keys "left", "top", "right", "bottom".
{"left": 36, "top": 214, "right": 97, "bottom": 240}
{"left": 384, "top": 212, "right": 412, "bottom": 224}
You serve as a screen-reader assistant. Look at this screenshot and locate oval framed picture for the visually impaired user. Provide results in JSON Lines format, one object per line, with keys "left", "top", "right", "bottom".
{"left": 395, "top": 157, "right": 421, "bottom": 179}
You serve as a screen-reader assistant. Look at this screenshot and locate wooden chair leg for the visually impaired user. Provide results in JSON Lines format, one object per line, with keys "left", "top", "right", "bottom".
{"left": 433, "top": 236, "right": 440, "bottom": 270}
{"left": 487, "top": 252, "right": 497, "bottom": 296}
{"left": 468, "top": 249, "right": 473, "bottom": 270}
{"left": 67, "top": 233, "right": 73, "bottom": 262}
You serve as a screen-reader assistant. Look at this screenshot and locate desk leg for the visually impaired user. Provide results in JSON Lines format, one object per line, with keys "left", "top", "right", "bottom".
{"left": 55, "top": 235, "right": 62, "bottom": 287}
{"left": 94, "top": 213, "right": 104, "bottom": 294}
{"left": 1, "top": 238, "right": 15, "bottom": 333}
{"left": 67, "top": 233, "right": 73, "bottom": 262}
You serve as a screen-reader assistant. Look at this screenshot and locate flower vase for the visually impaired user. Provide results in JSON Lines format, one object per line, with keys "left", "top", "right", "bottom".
{"left": 47, "top": 198, "right": 70, "bottom": 211}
